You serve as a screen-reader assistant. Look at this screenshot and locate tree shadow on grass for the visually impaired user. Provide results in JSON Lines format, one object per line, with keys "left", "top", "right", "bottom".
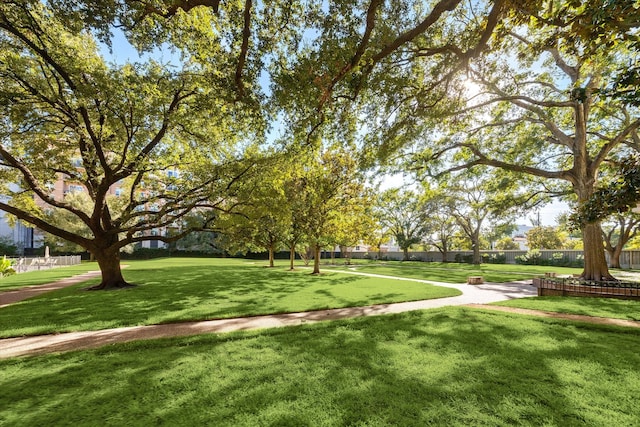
{"left": 2, "top": 307, "right": 640, "bottom": 425}
{"left": 501, "top": 296, "right": 640, "bottom": 321}
{"left": 1, "top": 263, "right": 412, "bottom": 337}
{"left": 246, "top": 309, "right": 640, "bottom": 425}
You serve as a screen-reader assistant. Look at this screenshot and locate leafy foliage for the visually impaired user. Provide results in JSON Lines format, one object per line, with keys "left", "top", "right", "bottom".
{"left": 526, "top": 226, "right": 566, "bottom": 250}
{"left": 294, "top": 149, "right": 368, "bottom": 273}
{"left": 0, "top": 1, "right": 263, "bottom": 287}
{"left": 515, "top": 249, "right": 584, "bottom": 267}
{"left": 402, "top": 2, "right": 640, "bottom": 280}
{"left": 494, "top": 236, "right": 520, "bottom": 250}
{"left": 0, "top": 255, "right": 15, "bottom": 277}
{"left": 602, "top": 212, "right": 640, "bottom": 268}
{"left": 481, "top": 252, "right": 507, "bottom": 264}
{"left": 42, "top": 192, "right": 94, "bottom": 254}
{"left": 376, "top": 188, "right": 429, "bottom": 260}
{"left": 1, "top": 0, "right": 638, "bottom": 287}
{"left": 437, "top": 168, "right": 528, "bottom": 264}
{"left": 576, "top": 156, "right": 640, "bottom": 224}
{"left": 0, "top": 236, "right": 18, "bottom": 256}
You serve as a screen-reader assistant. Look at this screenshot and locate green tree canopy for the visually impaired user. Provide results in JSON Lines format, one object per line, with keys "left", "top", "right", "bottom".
{"left": 402, "top": 4, "right": 640, "bottom": 280}
{"left": 437, "top": 168, "right": 535, "bottom": 264}
{"left": 526, "top": 226, "right": 566, "bottom": 250}
{"left": 0, "top": 2, "right": 262, "bottom": 288}
{"left": 377, "top": 188, "right": 428, "bottom": 261}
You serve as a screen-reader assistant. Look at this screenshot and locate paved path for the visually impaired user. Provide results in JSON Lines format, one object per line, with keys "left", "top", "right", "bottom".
{"left": 0, "top": 270, "right": 537, "bottom": 359}
{"left": 334, "top": 269, "right": 536, "bottom": 305}
{"left": 0, "top": 271, "right": 102, "bottom": 308}
{"left": 3, "top": 269, "right": 635, "bottom": 360}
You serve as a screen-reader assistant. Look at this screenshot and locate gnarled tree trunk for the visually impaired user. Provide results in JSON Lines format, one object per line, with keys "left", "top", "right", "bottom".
{"left": 607, "top": 244, "right": 623, "bottom": 269}
{"left": 581, "top": 222, "right": 616, "bottom": 281}
{"left": 440, "top": 247, "right": 448, "bottom": 263}
{"left": 90, "top": 248, "right": 131, "bottom": 290}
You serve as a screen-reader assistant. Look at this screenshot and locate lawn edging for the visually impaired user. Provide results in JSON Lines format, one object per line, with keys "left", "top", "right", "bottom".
{"left": 533, "top": 277, "right": 640, "bottom": 300}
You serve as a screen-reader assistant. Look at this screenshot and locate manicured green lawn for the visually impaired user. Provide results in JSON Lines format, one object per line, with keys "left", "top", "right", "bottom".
{"left": 0, "top": 263, "right": 98, "bottom": 291}
{"left": 332, "top": 261, "right": 584, "bottom": 283}
{"left": 494, "top": 296, "right": 640, "bottom": 321}
{"left": 0, "top": 258, "right": 460, "bottom": 338}
{"left": 1, "top": 307, "right": 639, "bottom": 426}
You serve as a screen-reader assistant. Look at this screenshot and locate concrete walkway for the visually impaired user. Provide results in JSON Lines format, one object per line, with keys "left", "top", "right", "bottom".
{"left": 0, "top": 270, "right": 537, "bottom": 359}
{"left": 2, "top": 269, "right": 638, "bottom": 360}
{"left": 0, "top": 271, "right": 102, "bottom": 308}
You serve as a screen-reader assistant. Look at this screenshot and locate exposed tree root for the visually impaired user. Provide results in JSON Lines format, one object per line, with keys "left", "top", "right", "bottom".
{"left": 577, "top": 272, "right": 619, "bottom": 282}
{"left": 86, "top": 281, "right": 137, "bottom": 291}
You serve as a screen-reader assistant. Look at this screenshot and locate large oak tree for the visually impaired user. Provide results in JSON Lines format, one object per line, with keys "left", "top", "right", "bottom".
{"left": 404, "top": 5, "right": 640, "bottom": 280}
{"left": 0, "top": 2, "right": 258, "bottom": 288}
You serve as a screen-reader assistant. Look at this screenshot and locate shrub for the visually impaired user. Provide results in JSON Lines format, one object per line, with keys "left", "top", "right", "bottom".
{"left": 482, "top": 252, "right": 507, "bottom": 264}
{"left": 515, "top": 249, "right": 543, "bottom": 265}
{"left": 454, "top": 253, "right": 474, "bottom": 264}
{"left": 550, "top": 252, "right": 565, "bottom": 266}
{"left": 0, "top": 255, "right": 16, "bottom": 277}
{"left": 494, "top": 237, "right": 520, "bottom": 250}
{"left": 546, "top": 252, "right": 585, "bottom": 268}
{"left": 0, "top": 236, "right": 18, "bottom": 256}
{"left": 120, "top": 248, "right": 171, "bottom": 260}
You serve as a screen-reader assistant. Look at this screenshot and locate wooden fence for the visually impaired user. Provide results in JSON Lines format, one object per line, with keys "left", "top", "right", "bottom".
{"left": 351, "top": 250, "right": 640, "bottom": 269}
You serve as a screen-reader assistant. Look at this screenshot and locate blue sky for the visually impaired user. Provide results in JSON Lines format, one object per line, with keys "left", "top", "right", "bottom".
{"left": 102, "top": 27, "right": 567, "bottom": 226}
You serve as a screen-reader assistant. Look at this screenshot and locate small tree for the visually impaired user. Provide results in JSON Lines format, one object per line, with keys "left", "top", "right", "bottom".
{"left": 485, "top": 223, "right": 518, "bottom": 250}
{"left": 602, "top": 214, "right": 640, "bottom": 268}
{"left": 526, "top": 226, "right": 566, "bottom": 250}
{"left": 283, "top": 177, "right": 308, "bottom": 271}
{"left": 216, "top": 159, "right": 292, "bottom": 267}
{"left": 441, "top": 169, "right": 526, "bottom": 264}
{"left": 495, "top": 237, "right": 520, "bottom": 250}
{"left": 332, "top": 197, "right": 375, "bottom": 265}
{"left": 421, "top": 193, "right": 458, "bottom": 262}
{"left": 378, "top": 189, "right": 428, "bottom": 261}
{"left": 296, "top": 149, "right": 364, "bottom": 274}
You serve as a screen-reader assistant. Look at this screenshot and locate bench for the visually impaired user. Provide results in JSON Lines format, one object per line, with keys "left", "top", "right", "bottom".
{"left": 467, "top": 276, "right": 484, "bottom": 285}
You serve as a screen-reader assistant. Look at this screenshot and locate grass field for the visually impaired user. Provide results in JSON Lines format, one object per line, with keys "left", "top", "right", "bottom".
{"left": 1, "top": 307, "right": 639, "bottom": 426}
{"left": 0, "top": 258, "right": 460, "bottom": 338}
{"left": 331, "top": 261, "right": 584, "bottom": 283}
{"left": 493, "top": 296, "right": 640, "bottom": 321}
{"left": 0, "top": 263, "right": 98, "bottom": 291}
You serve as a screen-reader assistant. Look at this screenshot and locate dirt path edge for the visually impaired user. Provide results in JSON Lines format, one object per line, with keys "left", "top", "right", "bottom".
{"left": 465, "top": 304, "right": 640, "bottom": 328}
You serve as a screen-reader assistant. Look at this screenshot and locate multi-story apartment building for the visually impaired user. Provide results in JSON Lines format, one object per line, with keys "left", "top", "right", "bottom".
{"left": 0, "top": 164, "right": 181, "bottom": 253}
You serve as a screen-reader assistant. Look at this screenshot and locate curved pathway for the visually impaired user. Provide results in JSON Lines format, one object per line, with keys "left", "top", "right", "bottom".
{"left": 0, "top": 271, "right": 102, "bottom": 308}
{"left": 1, "top": 269, "right": 636, "bottom": 359}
